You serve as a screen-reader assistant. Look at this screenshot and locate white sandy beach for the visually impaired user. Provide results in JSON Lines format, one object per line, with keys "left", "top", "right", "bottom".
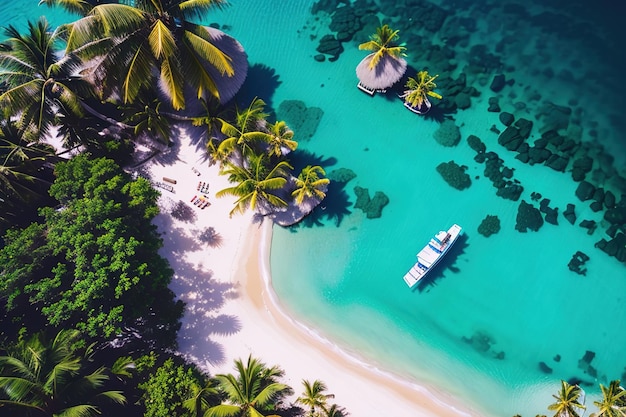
{"left": 147, "top": 136, "right": 479, "bottom": 417}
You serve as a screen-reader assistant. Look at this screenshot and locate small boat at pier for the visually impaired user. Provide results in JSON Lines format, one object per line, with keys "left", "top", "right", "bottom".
{"left": 403, "top": 224, "right": 462, "bottom": 288}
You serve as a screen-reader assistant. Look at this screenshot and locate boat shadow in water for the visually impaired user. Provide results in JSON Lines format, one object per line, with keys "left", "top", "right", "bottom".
{"left": 415, "top": 232, "right": 469, "bottom": 293}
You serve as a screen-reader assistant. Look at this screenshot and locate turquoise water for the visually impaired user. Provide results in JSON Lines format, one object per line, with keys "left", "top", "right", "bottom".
{"left": 211, "top": 2, "right": 626, "bottom": 416}
{"left": 5, "top": 1, "right": 625, "bottom": 416}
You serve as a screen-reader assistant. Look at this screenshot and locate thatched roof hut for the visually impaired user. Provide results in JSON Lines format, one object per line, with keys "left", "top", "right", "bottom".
{"left": 355, "top": 53, "right": 407, "bottom": 91}
{"left": 201, "top": 26, "right": 248, "bottom": 105}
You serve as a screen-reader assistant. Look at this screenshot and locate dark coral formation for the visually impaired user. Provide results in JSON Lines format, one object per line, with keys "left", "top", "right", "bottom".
{"left": 353, "top": 186, "right": 389, "bottom": 219}
{"left": 568, "top": 251, "right": 589, "bottom": 276}
{"left": 595, "top": 232, "right": 626, "bottom": 263}
{"left": 436, "top": 161, "right": 471, "bottom": 190}
{"left": 327, "top": 167, "right": 356, "bottom": 184}
{"left": 462, "top": 330, "right": 505, "bottom": 360}
{"left": 477, "top": 215, "right": 500, "bottom": 237}
{"left": 578, "top": 350, "right": 598, "bottom": 379}
{"left": 277, "top": 100, "right": 323, "bottom": 141}
{"left": 515, "top": 200, "right": 544, "bottom": 232}
{"left": 539, "top": 198, "right": 559, "bottom": 225}
{"left": 433, "top": 119, "right": 461, "bottom": 147}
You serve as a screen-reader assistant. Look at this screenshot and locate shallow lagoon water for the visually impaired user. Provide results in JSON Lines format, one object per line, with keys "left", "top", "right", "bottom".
{"left": 4, "top": 1, "right": 625, "bottom": 415}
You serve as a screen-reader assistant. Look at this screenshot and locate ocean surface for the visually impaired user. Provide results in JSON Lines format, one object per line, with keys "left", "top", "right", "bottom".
{"left": 4, "top": 0, "right": 625, "bottom": 416}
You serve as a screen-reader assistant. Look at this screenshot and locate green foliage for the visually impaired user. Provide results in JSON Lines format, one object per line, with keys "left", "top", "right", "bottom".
{"left": 358, "top": 24, "right": 406, "bottom": 69}
{"left": 0, "top": 329, "right": 127, "bottom": 417}
{"left": 216, "top": 153, "right": 292, "bottom": 217}
{"left": 63, "top": 0, "right": 235, "bottom": 110}
{"left": 401, "top": 70, "right": 442, "bottom": 109}
{"left": 209, "top": 355, "right": 291, "bottom": 417}
{"left": 548, "top": 380, "right": 586, "bottom": 417}
{"left": 0, "top": 155, "right": 183, "bottom": 347}
{"left": 291, "top": 165, "right": 330, "bottom": 206}
{"left": 0, "top": 17, "right": 93, "bottom": 144}
{"left": 138, "top": 357, "right": 211, "bottom": 417}
{"left": 0, "top": 118, "right": 56, "bottom": 231}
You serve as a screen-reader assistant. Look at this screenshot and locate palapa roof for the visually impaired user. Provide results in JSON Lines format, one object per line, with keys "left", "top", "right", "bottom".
{"left": 200, "top": 26, "right": 249, "bottom": 105}
{"left": 355, "top": 53, "right": 407, "bottom": 90}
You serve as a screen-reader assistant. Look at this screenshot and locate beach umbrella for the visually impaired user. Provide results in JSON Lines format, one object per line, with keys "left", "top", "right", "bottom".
{"left": 356, "top": 53, "right": 407, "bottom": 91}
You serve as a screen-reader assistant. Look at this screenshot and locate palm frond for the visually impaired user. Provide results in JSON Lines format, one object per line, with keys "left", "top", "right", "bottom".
{"left": 184, "top": 29, "right": 234, "bottom": 77}
{"left": 160, "top": 56, "right": 186, "bottom": 110}
{"left": 122, "top": 43, "right": 154, "bottom": 104}
{"left": 90, "top": 4, "right": 146, "bottom": 36}
{"left": 177, "top": 0, "right": 229, "bottom": 21}
{"left": 148, "top": 20, "right": 176, "bottom": 60}
{"left": 38, "top": 0, "right": 96, "bottom": 16}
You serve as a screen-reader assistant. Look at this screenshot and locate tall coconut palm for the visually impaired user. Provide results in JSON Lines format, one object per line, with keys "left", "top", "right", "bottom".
{"left": 548, "top": 381, "right": 586, "bottom": 417}
{"left": 358, "top": 24, "right": 406, "bottom": 70}
{"left": 0, "top": 329, "right": 127, "bottom": 417}
{"left": 208, "top": 355, "right": 290, "bottom": 417}
{"left": 183, "top": 380, "right": 220, "bottom": 417}
{"left": 39, "top": 0, "right": 114, "bottom": 17}
{"left": 291, "top": 165, "right": 330, "bottom": 206}
{"left": 400, "top": 70, "right": 442, "bottom": 113}
{"left": 266, "top": 120, "right": 297, "bottom": 158}
{"left": 216, "top": 97, "right": 270, "bottom": 160}
{"left": 356, "top": 24, "right": 407, "bottom": 92}
{"left": 216, "top": 152, "right": 292, "bottom": 217}
{"left": 0, "top": 118, "right": 56, "bottom": 229}
{"left": 0, "top": 17, "right": 93, "bottom": 142}
{"left": 592, "top": 380, "right": 626, "bottom": 417}
{"left": 297, "top": 379, "right": 335, "bottom": 417}
{"left": 64, "top": 0, "right": 248, "bottom": 111}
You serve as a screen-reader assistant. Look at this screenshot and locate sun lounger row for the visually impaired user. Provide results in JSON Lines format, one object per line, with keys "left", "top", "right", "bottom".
{"left": 153, "top": 181, "right": 175, "bottom": 193}
{"left": 191, "top": 195, "right": 210, "bottom": 209}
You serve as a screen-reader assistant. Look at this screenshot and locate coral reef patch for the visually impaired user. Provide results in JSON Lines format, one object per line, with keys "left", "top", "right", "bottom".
{"left": 436, "top": 160, "right": 471, "bottom": 190}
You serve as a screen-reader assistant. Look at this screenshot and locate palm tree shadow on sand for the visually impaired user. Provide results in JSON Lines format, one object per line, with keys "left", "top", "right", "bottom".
{"left": 282, "top": 150, "right": 353, "bottom": 229}
{"left": 155, "top": 214, "right": 243, "bottom": 366}
{"left": 414, "top": 232, "right": 469, "bottom": 293}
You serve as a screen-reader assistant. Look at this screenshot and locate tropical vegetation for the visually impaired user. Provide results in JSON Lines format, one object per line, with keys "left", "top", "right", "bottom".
{"left": 357, "top": 24, "right": 406, "bottom": 70}
{"left": 60, "top": 0, "right": 244, "bottom": 110}
{"left": 0, "top": 329, "right": 127, "bottom": 417}
{"left": 514, "top": 379, "right": 626, "bottom": 417}
{"left": 0, "top": 2, "right": 333, "bottom": 416}
{"left": 400, "top": 70, "right": 443, "bottom": 110}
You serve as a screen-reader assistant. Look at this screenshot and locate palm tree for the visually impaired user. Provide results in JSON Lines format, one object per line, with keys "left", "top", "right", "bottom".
{"left": 216, "top": 97, "right": 271, "bottom": 160}
{"left": 291, "top": 165, "right": 330, "bottom": 206}
{"left": 216, "top": 152, "right": 292, "bottom": 217}
{"left": 120, "top": 96, "right": 172, "bottom": 145}
{"left": 399, "top": 70, "right": 442, "bottom": 113}
{"left": 0, "top": 118, "right": 56, "bottom": 229}
{"left": 0, "top": 17, "right": 93, "bottom": 142}
{"left": 358, "top": 24, "right": 406, "bottom": 70}
{"left": 297, "top": 379, "right": 335, "bottom": 417}
{"left": 548, "top": 380, "right": 586, "bottom": 417}
{"left": 592, "top": 380, "right": 626, "bottom": 417}
{"left": 63, "top": 0, "right": 247, "bottom": 110}
{"left": 0, "top": 329, "right": 127, "bottom": 417}
{"left": 183, "top": 380, "right": 220, "bottom": 417}
{"left": 265, "top": 120, "right": 298, "bottom": 158}
{"left": 208, "top": 355, "right": 290, "bottom": 417}
{"left": 356, "top": 24, "right": 407, "bottom": 93}
{"left": 39, "top": 0, "right": 113, "bottom": 16}
{"left": 322, "top": 403, "right": 348, "bottom": 417}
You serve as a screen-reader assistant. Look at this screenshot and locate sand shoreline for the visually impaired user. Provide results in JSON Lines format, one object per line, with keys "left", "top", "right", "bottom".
{"left": 244, "top": 219, "right": 479, "bottom": 416}
{"left": 148, "top": 137, "right": 482, "bottom": 416}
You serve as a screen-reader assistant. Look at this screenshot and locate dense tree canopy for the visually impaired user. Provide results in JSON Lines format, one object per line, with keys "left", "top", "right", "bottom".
{"left": 0, "top": 155, "right": 183, "bottom": 347}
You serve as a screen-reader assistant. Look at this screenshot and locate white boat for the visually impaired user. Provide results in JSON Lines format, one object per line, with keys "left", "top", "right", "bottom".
{"left": 403, "top": 224, "right": 462, "bottom": 288}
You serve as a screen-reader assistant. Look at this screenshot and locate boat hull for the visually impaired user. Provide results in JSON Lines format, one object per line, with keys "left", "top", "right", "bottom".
{"left": 403, "top": 224, "right": 462, "bottom": 288}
